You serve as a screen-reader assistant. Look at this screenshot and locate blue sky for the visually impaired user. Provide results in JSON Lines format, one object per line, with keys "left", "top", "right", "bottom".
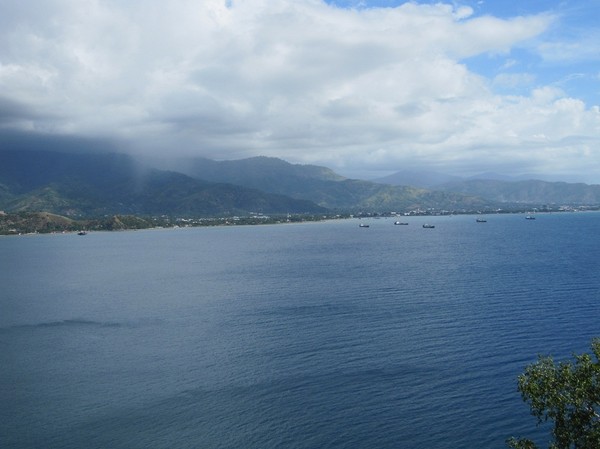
{"left": 1, "top": 0, "right": 599, "bottom": 182}
{"left": 326, "top": 0, "right": 600, "bottom": 106}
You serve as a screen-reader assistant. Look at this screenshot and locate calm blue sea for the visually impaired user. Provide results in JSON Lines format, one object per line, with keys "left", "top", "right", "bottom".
{"left": 1, "top": 212, "right": 600, "bottom": 448}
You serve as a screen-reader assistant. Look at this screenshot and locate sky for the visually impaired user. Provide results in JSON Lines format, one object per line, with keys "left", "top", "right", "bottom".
{"left": 1, "top": 0, "right": 599, "bottom": 183}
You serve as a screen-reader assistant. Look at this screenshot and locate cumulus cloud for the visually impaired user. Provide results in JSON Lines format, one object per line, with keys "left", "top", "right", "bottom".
{"left": 538, "top": 29, "right": 600, "bottom": 64}
{"left": 0, "top": 0, "right": 599, "bottom": 182}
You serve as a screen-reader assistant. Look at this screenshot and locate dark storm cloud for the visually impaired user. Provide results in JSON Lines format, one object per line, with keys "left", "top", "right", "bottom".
{"left": 0, "top": 129, "right": 121, "bottom": 155}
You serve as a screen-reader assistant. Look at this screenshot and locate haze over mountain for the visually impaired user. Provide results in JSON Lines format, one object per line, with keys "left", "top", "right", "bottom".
{"left": 176, "top": 156, "right": 492, "bottom": 211}
{"left": 0, "top": 150, "right": 327, "bottom": 217}
{"left": 0, "top": 150, "right": 499, "bottom": 216}
{"left": 373, "top": 170, "right": 463, "bottom": 189}
{"left": 437, "top": 179, "right": 600, "bottom": 205}
{"left": 3, "top": 149, "right": 600, "bottom": 219}
{"left": 375, "top": 168, "right": 600, "bottom": 205}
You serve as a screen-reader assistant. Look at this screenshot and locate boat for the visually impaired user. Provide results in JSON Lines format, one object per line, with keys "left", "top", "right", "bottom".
{"left": 77, "top": 230, "right": 87, "bottom": 235}
{"left": 394, "top": 221, "right": 409, "bottom": 225}
{"left": 422, "top": 224, "right": 435, "bottom": 228}
{"left": 359, "top": 223, "right": 370, "bottom": 228}
{"left": 476, "top": 218, "right": 487, "bottom": 223}
{"left": 525, "top": 215, "right": 536, "bottom": 220}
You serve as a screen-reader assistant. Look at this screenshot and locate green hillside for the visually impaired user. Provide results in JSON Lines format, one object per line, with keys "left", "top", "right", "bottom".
{"left": 183, "top": 157, "right": 492, "bottom": 212}
{"left": 0, "top": 150, "right": 327, "bottom": 217}
{"left": 438, "top": 179, "right": 600, "bottom": 205}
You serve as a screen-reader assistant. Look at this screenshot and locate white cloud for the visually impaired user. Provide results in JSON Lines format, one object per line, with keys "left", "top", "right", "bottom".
{"left": 0, "top": 0, "right": 599, "bottom": 182}
{"left": 492, "top": 72, "right": 535, "bottom": 89}
{"left": 538, "top": 30, "right": 600, "bottom": 64}
{"left": 500, "top": 59, "right": 517, "bottom": 70}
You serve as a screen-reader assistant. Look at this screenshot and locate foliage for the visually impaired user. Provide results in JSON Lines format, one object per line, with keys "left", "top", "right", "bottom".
{"left": 0, "top": 211, "right": 76, "bottom": 234}
{"left": 4, "top": 149, "right": 597, "bottom": 216}
{"left": 0, "top": 150, "right": 327, "bottom": 216}
{"left": 174, "top": 154, "right": 496, "bottom": 211}
{"left": 438, "top": 179, "right": 600, "bottom": 206}
{"left": 508, "top": 339, "right": 600, "bottom": 449}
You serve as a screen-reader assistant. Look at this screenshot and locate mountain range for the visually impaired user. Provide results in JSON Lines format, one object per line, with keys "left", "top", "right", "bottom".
{"left": 1, "top": 149, "right": 598, "bottom": 218}
{"left": 0, "top": 150, "right": 326, "bottom": 217}
{"left": 375, "top": 170, "right": 600, "bottom": 205}
{"left": 172, "top": 155, "right": 494, "bottom": 212}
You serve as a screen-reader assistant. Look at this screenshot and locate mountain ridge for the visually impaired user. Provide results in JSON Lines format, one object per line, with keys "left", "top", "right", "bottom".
{"left": 179, "top": 156, "right": 493, "bottom": 211}
{"left": 374, "top": 168, "right": 600, "bottom": 205}
{"left": 2, "top": 149, "right": 598, "bottom": 218}
{"left": 437, "top": 178, "right": 600, "bottom": 205}
{"left": 0, "top": 150, "right": 327, "bottom": 217}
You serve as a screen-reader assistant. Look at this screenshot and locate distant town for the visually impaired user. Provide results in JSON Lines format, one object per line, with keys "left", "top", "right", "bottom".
{"left": 2, "top": 205, "right": 599, "bottom": 236}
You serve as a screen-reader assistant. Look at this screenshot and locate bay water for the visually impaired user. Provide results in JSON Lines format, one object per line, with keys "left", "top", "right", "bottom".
{"left": 1, "top": 212, "right": 600, "bottom": 448}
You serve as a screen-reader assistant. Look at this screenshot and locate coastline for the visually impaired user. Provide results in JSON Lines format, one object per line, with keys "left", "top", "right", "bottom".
{"left": 2, "top": 208, "right": 599, "bottom": 237}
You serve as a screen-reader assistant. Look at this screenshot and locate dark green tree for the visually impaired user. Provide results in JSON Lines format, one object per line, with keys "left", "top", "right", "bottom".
{"left": 508, "top": 338, "right": 600, "bottom": 449}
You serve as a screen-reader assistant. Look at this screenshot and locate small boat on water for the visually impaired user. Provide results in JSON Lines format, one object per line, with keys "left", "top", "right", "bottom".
{"left": 359, "top": 223, "right": 370, "bottom": 228}
{"left": 476, "top": 218, "right": 487, "bottom": 223}
{"left": 77, "top": 231, "right": 87, "bottom": 235}
{"left": 525, "top": 215, "right": 536, "bottom": 220}
{"left": 394, "top": 221, "right": 409, "bottom": 225}
{"left": 422, "top": 224, "right": 435, "bottom": 229}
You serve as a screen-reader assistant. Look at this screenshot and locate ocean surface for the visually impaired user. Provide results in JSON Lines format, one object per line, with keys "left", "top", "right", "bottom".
{"left": 1, "top": 212, "right": 600, "bottom": 448}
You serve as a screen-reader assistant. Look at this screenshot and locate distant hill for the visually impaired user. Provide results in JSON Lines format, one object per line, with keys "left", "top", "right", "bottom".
{"left": 436, "top": 179, "right": 600, "bottom": 205}
{"left": 180, "top": 157, "right": 493, "bottom": 212}
{"left": 373, "top": 168, "right": 600, "bottom": 205}
{"left": 7, "top": 149, "right": 588, "bottom": 216}
{"left": 0, "top": 150, "right": 327, "bottom": 216}
{"left": 0, "top": 211, "right": 164, "bottom": 234}
{"left": 373, "top": 170, "right": 462, "bottom": 189}
{"left": 0, "top": 211, "right": 77, "bottom": 234}
{"left": 179, "top": 156, "right": 345, "bottom": 187}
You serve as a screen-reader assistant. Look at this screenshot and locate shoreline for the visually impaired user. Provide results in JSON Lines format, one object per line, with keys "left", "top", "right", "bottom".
{"left": 2, "top": 208, "right": 599, "bottom": 237}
